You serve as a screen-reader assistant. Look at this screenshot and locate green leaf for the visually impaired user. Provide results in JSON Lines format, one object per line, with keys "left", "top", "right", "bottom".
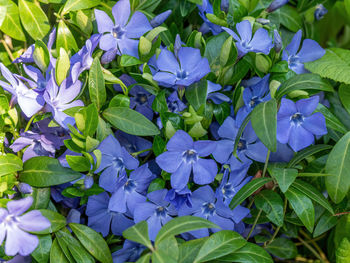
{"left": 285, "top": 187, "right": 315, "bottom": 232}
{"left": 152, "top": 249, "right": 176, "bottom": 263}
{"left": 148, "top": 178, "right": 165, "bottom": 193}
{"left": 136, "top": 253, "right": 152, "bottom": 263}
{"left": 0, "top": 154, "right": 22, "bottom": 176}
{"left": 66, "top": 156, "right": 91, "bottom": 172}
{"left": 69, "top": 223, "right": 113, "bottom": 263}
{"left": 229, "top": 178, "right": 273, "bottom": 210}
{"left": 204, "top": 32, "right": 228, "bottom": 75}
{"left": 32, "top": 234, "right": 52, "bottom": 263}
{"left": 103, "top": 107, "right": 160, "bottom": 136}
{"left": 57, "top": 20, "right": 78, "bottom": 53}
{"left": 56, "top": 48, "right": 70, "bottom": 86}
{"left": 305, "top": 48, "right": 350, "bottom": 84}
{"left": 123, "top": 221, "right": 153, "bottom": 250}
{"left": 75, "top": 104, "right": 99, "bottom": 137}
{"left": 194, "top": 230, "right": 246, "bottom": 262}
{"left": 279, "top": 5, "right": 302, "bottom": 32}
{"left": 219, "top": 242, "right": 273, "bottom": 263}
{"left": 178, "top": 238, "right": 207, "bottom": 263}
{"left": 109, "top": 94, "right": 130, "bottom": 108}
{"left": 335, "top": 215, "right": 350, "bottom": 248}
{"left": 62, "top": 0, "right": 101, "bottom": 14}
{"left": 30, "top": 187, "right": 50, "bottom": 210}
{"left": 33, "top": 40, "right": 50, "bottom": 72}
{"left": 152, "top": 90, "right": 168, "bottom": 113}
{"left": 339, "top": 84, "right": 350, "bottom": 115}
{"left": 35, "top": 209, "right": 66, "bottom": 234}
{"left": 0, "top": 0, "right": 25, "bottom": 41}
{"left": 18, "top": 0, "right": 50, "bottom": 40}
{"left": 19, "top": 156, "right": 82, "bottom": 187}
{"left": 313, "top": 211, "right": 337, "bottom": 238}
{"left": 265, "top": 238, "right": 298, "bottom": 259}
{"left": 185, "top": 79, "right": 208, "bottom": 111}
{"left": 220, "top": 36, "right": 237, "bottom": 67}
{"left": 89, "top": 57, "right": 106, "bottom": 111}
{"left": 336, "top": 238, "right": 350, "bottom": 263}
{"left": 155, "top": 216, "right": 219, "bottom": 245}
{"left": 251, "top": 99, "right": 277, "bottom": 152}
{"left": 275, "top": 74, "right": 333, "bottom": 101}
{"left": 156, "top": 236, "right": 179, "bottom": 261}
{"left": 270, "top": 168, "right": 297, "bottom": 193}
{"left": 325, "top": 131, "right": 350, "bottom": 203}
{"left": 50, "top": 239, "right": 69, "bottom": 263}
{"left": 287, "top": 144, "right": 332, "bottom": 168}
{"left": 316, "top": 104, "right": 347, "bottom": 134}
{"left": 292, "top": 180, "right": 334, "bottom": 214}
{"left": 255, "top": 190, "right": 284, "bottom": 227}
{"left": 120, "top": 55, "right": 142, "bottom": 67}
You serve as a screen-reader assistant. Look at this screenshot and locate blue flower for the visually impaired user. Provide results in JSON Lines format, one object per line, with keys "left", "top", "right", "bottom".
{"left": 108, "top": 164, "right": 155, "bottom": 214}
{"left": 277, "top": 96, "right": 327, "bottom": 152}
{"left": 112, "top": 240, "right": 145, "bottom": 263}
{"left": 207, "top": 81, "right": 230, "bottom": 104}
{"left": 86, "top": 192, "right": 134, "bottom": 237}
{"left": 156, "top": 130, "right": 217, "bottom": 190}
{"left": 165, "top": 186, "right": 193, "bottom": 210}
{"left": 178, "top": 186, "right": 234, "bottom": 238}
{"left": 274, "top": 29, "right": 282, "bottom": 53}
{"left": 223, "top": 20, "right": 273, "bottom": 58}
{"left": 153, "top": 46, "right": 210, "bottom": 87}
{"left": 150, "top": 10, "right": 172, "bottom": 27}
{"left": 134, "top": 189, "right": 177, "bottom": 241}
{"left": 94, "top": 0, "right": 152, "bottom": 63}
{"left": 282, "top": 30, "right": 325, "bottom": 74}
{"left": 266, "top": 0, "right": 289, "bottom": 12}
{"left": 198, "top": 0, "right": 223, "bottom": 35}
{"left": 95, "top": 135, "right": 139, "bottom": 192}
{"left": 314, "top": 4, "right": 328, "bottom": 21}
{"left": 115, "top": 130, "right": 152, "bottom": 157}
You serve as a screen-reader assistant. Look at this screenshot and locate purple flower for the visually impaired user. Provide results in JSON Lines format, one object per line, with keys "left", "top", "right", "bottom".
{"left": 212, "top": 116, "right": 268, "bottom": 163}
{"left": 223, "top": 20, "right": 273, "bottom": 58}
{"left": 94, "top": 0, "right": 152, "bottom": 63}
{"left": 86, "top": 192, "right": 134, "bottom": 237}
{"left": 115, "top": 130, "right": 152, "bottom": 157}
{"left": 198, "top": 0, "right": 223, "bottom": 35}
{"left": 0, "top": 197, "right": 50, "bottom": 256}
{"left": 134, "top": 189, "right": 177, "bottom": 241}
{"left": 274, "top": 29, "right": 282, "bottom": 53}
{"left": 70, "top": 34, "right": 101, "bottom": 83}
{"left": 178, "top": 186, "right": 233, "bottom": 238}
{"left": 108, "top": 164, "right": 156, "bottom": 214}
{"left": 112, "top": 240, "right": 145, "bottom": 263}
{"left": 95, "top": 135, "right": 139, "bottom": 192}
{"left": 165, "top": 186, "right": 192, "bottom": 210}
{"left": 17, "top": 65, "right": 50, "bottom": 94}
{"left": 277, "top": 96, "right": 327, "bottom": 152}
{"left": 266, "top": 0, "right": 289, "bottom": 12}
{"left": 167, "top": 91, "right": 187, "bottom": 113}
{"left": 156, "top": 130, "right": 217, "bottom": 190}
{"left": 150, "top": 10, "right": 172, "bottom": 27}
{"left": 153, "top": 47, "right": 210, "bottom": 87}
{"left": 315, "top": 4, "right": 328, "bottom": 21}
{"left": 282, "top": 30, "right": 325, "bottom": 74}
{"left": 0, "top": 63, "right": 44, "bottom": 117}
{"left": 207, "top": 81, "right": 230, "bottom": 104}
{"left": 43, "top": 74, "right": 83, "bottom": 128}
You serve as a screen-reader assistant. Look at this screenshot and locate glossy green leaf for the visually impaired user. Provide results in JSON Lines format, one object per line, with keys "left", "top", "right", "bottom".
{"left": 103, "top": 107, "right": 160, "bottom": 136}
{"left": 275, "top": 74, "right": 333, "bottom": 101}
{"left": 18, "top": 0, "right": 50, "bottom": 40}
{"left": 0, "top": 154, "right": 22, "bottom": 176}
{"left": 185, "top": 79, "right": 208, "bottom": 111}
{"left": 50, "top": 239, "right": 69, "bottom": 263}
{"left": 57, "top": 20, "right": 78, "bottom": 53}
{"left": 33, "top": 40, "right": 50, "bottom": 72}
{"left": 62, "top": 0, "right": 101, "bottom": 14}
{"left": 152, "top": 90, "right": 168, "bottom": 113}
{"left": 123, "top": 221, "right": 153, "bottom": 250}
{"left": 156, "top": 236, "right": 179, "bottom": 261}
{"left": 56, "top": 48, "right": 70, "bottom": 86}
{"left": 229, "top": 178, "right": 273, "bottom": 210}
{"left": 66, "top": 155, "right": 91, "bottom": 172}
{"left": 19, "top": 156, "right": 82, "bottom": 187}
{"left": 152, "top": 249, "right": 176, "bottom": 263}
{"left": 251, "top": 99, "right": 277, "bottom": 152}
{"left": 316, "top": 104, "right": 347, "bottom": 134}
{"left": 219, "top": 242, "right": 273, "bottom": 263}
{"left": 120, "top": 54, "right": 142, "bottom": 67}
{"left": 194, "top": 230, "right": 246, "bottom": 262}
{"left": 155, "top": 216, "right": 219, "bottom": 245}
{"left": 0, "top": 0, "right": 25, "bottom": 41}
{"left": 285, "top": 187, "right": 315, "bottom": 232}
{"left": 287, "top": 144, "right": 332, "bottom": 168}
{"left": 334, "top": 214, "right": 350, "bottom": 248}
{"left": 204, "top": 32, "right": 228, "bottom": 75}
{"left": 69, "top": 223, "right": 113, "bottom": 263}
{"left": 270, "top": 168, "right": 297, "bottom": 193}
{"left": 89, "top": 57, "right": 106, "bottom": 111}
{"left": 136, "top": 253, "right": 152, "bottom": 263}
{"left": 178, "top": 238, "right": 207, "bottom": 263}
{"left": 30, "top": 187, "right": 50, "bottom": 210}
{"left": 336, "top": 238, "right": 350, "bottom": 263}
{"left": 35, "top": 209, "right": 66, "bottom": 234}
{"left": 109, "top": 94, "right": 130, "bottom": 108}
{"left": 75, "top": 104, "right": 99, "bottom": 137}
{"left": 32, "top": 234, "right": 52, "bottom": 263}
{"left": 265, "top": 238, "right": 297, "bottom": 259}
{"left": 326, "top": 132, "right": 350, "bottom": 203}
{"left": 339, "top": 84, "right": 350, "bottom": 115}
{"left": 255, "top": 190, "right": 284, "bottom": 227}
{"left": 313, "top": 211, "right": 337, "bottom": 238}
{"left": 279, "top": 5, "right": 302, "bottom": 32}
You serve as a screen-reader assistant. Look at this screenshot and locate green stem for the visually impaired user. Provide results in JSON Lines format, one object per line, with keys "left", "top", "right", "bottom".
{"left": 262, "top": 150, "right": 271, "bottom": 177}
{"left": 297, "top": 236, "right": 325, "bottom": 262}
{"left": 132, "top": 148, "right": 152, "bottom": 157}
{"left": 246, "top": 209, "right": 262, "bottom": 240}
{"left": 265, "top": 198, "right": 288, "bottom": 246}
{"left": 24, "top": 114, "right": 37, "bottom": 132}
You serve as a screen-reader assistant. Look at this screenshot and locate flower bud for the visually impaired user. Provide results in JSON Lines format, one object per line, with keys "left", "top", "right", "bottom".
{"left": 150, "top": 10, "right": 172, "bottom": 27}
{"left": 274, "top": 29, "right": 282, "bottom": 53}
{"left": 266, "top": 0, "right": 289, "bottom": 12}
{"left": 314, "top": 4, "right": 328, "bottom": 21}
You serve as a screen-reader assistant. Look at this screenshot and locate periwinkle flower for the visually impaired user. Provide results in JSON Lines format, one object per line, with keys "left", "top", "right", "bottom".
{"left": 18, "top": 65, "right": 50, "bottom": 94}
{"left": 207, "top": 81, "right": 230, "bottom": 104}
{"left": 43, "top": 74, "right": 83, "bottom": 128}
{"left": 165, "top": 186, "right": 192, "bottom": 210}
{"left": 282, "top": 30, "right": 325, "bottom": 74}
{"left": 178, "top": 186, "right": 233, "bottom": 238}
{"left": 277, "top": 96, "right": 327, "bottom": 152}
{"left": 108, "top": 164, "right": 156, "bottom": 214}
{"left": 112, "top": 240, "right": 145, "bottom": 263}
{"left": 274, "top": 29, "right": 282, "bottom": 53}
{"left": 152, "top": 46, "right": 210, "bottom": 88}
{"left": 0, "top": 197, "right": 50, "bottom": 256}
{"left": 0, "top": 63, "right": 44, "bottom": 117}
{"left": 314, "top": 4, "right": 328, "bottom": 21}
{"left": 156, "top": 130, "right": 217, "bottom": 190}
{"left": 134, "top": 189, "right": 177, "bottom": 241}
{"left": 70, "top": 34, "right": 101, "bottom": 83}
{"left": 94, "top": 0, "right": 152, "bottom": 63}
{"left": 150, "top": 10, "right": 172, "bottom": 27}
{"left": 223, "top": 20, "right": 273, "bottom": 58}
{"left": 167, "top": 91, "right": 187, "bottom": 113}
{"left": 86, "top": 192, "right": 134, "bottom": 237}
{"left": 266, "top": 0, "right": 289, "bottom": 12}
{"left": 198, "top": 0, "right": 223, "bottom": 35}
{"left": 95, "top": 135, "right": 139, "bottom": 192}
{"left": 115, "top": 130, "right": 152, "bottom": 157}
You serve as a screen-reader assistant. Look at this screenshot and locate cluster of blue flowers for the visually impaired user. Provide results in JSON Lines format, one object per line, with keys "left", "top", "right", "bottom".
{"left": 0, "top": 0, "right": 331, "bottom": 261}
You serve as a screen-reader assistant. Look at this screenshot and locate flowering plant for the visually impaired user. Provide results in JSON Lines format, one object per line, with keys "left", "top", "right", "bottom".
{"left": 0, "top": 0, "right": 350, "bottom": 262}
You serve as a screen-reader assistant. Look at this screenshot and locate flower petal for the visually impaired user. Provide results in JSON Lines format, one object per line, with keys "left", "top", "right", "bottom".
{"left": 156, "top": 151, "right": 183, "bottom": 173}
{"left": 7, "top": 197, "right": 33, "bottom": 216}
{"left": 112, "top": 0, "right": 130, "bottom": 27}
{"left": 302, "top": 113, "right": 327, "bottom": 136}
{"left": 288, "top": 125, "right": 314, "bottom": 152}
{"left": 125, "top": 11, "right": 152, "bottom": 38}
{"left": 18, "top": 210, "right": 51, "bottom": 232}
{"left": 94, "top": 9, "right": 114, "bottom": 33}
{"left": 171, "top": 162, "right": 192, "bottom": 190}
{"left": 193, "top": 159, "right": 217, "bottom": 185}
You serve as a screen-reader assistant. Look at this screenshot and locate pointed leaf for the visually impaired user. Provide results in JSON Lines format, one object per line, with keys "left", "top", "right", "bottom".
{"left": 313, "top": 212, "right": 337, "bottom": 238}
{"left": 185, "top": 79, "right": 208, "bottom": 111}
{"left": 255, "top": 190, "right": 284, "bottom": 227}
{"left": 57, "top": 20, "right": 78, "bottom": 53}
{"left": 50, "top": 239, "right": 69, "bottom": 263}
{"left": 265, "top": 238, "right": 297, "bottom": 259}
{"left": 0, "top": 0, "right": 25, "bottom": 41}
{"left": 62, "top": 0, "right": 101, "bottom": 14}
{"left": 0, "top": 154, "right": 22, "bottom": 176}
{"left": 123, "top": 221, "right": 153, "bottom": 250}
{"left": 178, "top": 238, "right": 207, "bottom": 263}
{"left": 287, "top": 144, "right": 332, "bottom": 168}
{"left": 270, "top": 168, "right": 297, "bottom": 193}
